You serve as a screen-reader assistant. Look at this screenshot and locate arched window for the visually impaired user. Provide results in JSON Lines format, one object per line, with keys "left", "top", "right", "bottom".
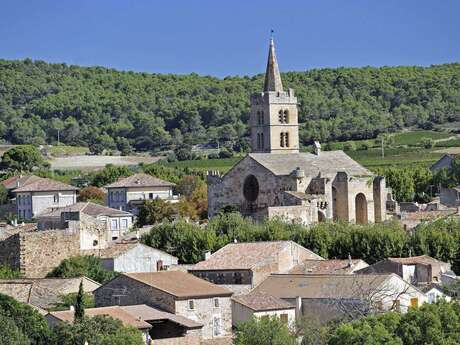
{"left": 243, "top": 175, "right": 259, "bottom": 202}
{"left": 280, "top": 133, "right": 284, "bottom": 147}
{"left": 260, "top": 132, "right": 264, "bottom": 149}
{"left": 257, "top": 111, "right": 264, "bottom": 125}
{"left": 285, "top": 132, "right": 289, "bottom": 147}
{"left": 278, "top": 110, "right": 284, "bottom": 123}
{"left": 283, "top": 110, "right": 289, "bottom": 123}
{"left": 355, "top": 193, "right": 368, "bottom": 224}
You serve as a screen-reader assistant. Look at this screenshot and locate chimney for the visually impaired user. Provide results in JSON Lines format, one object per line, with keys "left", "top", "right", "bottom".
{"left": 348, "top": 254, "right": 354, "bottom": 268}
{"left": 204, "top": 251, "right": 212, "bottom": 260}
{"left": 313, "top": 141, "right": 321, "bottom": 155}
{"left": 69, "top": 305, "right": 75, "bottom": 311}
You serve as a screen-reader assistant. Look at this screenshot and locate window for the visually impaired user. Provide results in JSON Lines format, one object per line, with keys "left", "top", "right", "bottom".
{"left": 17, "top": 195, "right": 21, "bottom": 206}
{"left": 280, "top": 133, "right": 290, "bottom": 148}
{"left": 280, "top": 314, "right": 288, "bottom": 324}
{"left": 111, "top": 219, "right": 118, "bottom": 230}
{"left": 54, "top": 194, "right": 59, "bottom": 203}
{"left": 112, "top": 236, "right": 118, "bottom": 241}
{"left": 214, "top": 298, "right": 220, "bottom": 308}
{"left": 243, "top": 175, "right": 259, "bottom": 202}
{"left": 278, "top": 109, "right": 289, "bottom": 123}
{"left": 188, "top": 300, "right": 195, "bottom": 310}
{"left": 149, "top": 193, "right": 154, "bottom": 199}
{"left": 278, "top": 109, "right": 283, "bottom": 123}
{"left": 257, "top": 132, "right": 264, "bottom": 149}
{"left": 121, "top": 219, "right": 128, "bottom": 229}
{"left": 93, "top": 240, "right": 98, "bottom": 247}
{"left": 213, "top": 316, "right": 221, "bottom": 336}
{"left": 233, "top": 272, "right": 243, "bottom": 284}
{"left": 410, "top": 298, "right": 419, "bottom": 308}
{"left": 280, "top": 133, "right": 284, "bottom": 147}
{"left": 157, "top": 260, "right": 163, "bottom": 271}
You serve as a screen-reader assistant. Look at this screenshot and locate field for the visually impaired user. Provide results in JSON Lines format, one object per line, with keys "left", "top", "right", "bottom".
{"left": 392, "top": 130, "right": 453, "bottom": 146}
{"left": 50, "top": 155, "right": 161, "bottom": 171}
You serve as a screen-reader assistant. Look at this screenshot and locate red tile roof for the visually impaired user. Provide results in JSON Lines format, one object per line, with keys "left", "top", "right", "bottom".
{"left": 106, "top": 173, "right": 175, "bottom": 188}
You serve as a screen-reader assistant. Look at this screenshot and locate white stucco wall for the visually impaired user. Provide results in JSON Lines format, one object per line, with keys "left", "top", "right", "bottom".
{"left": 17, "top": 190, "right": 77, "bottom": 220}
{"left": 231, "top": 300, "right": 295, "bottom": 328}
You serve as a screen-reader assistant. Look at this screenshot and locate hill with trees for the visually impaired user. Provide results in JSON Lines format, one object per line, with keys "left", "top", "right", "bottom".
{"left": 0, "top": 59, "right": 459, "bottom": 153}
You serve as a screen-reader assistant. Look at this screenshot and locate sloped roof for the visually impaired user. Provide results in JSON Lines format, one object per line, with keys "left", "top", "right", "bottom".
{"left": 13, "top": 176, "right": 78, "bottom": 193}
{"left": 95, "top": 242, "right": 176, "bottom": 260}
{"left": 106, "top": 173, "right": 175, "bottom": 188}
{"left": 39, "top": 202, "right": 132, "bottom": 218}
{"left": 247, "top": 151, "right": 371, "bottom": 177}
{"left": 253, "top": 274, "right": 394, "bottom": 299}
{"left": 48, "top": 306, "right": 152, "bottom": 329}
{"left": 288, "top": 259, "right": 368, "bottom": 275}
{"left": 121, "top": 304, "right": 203, "bottom": 329}
{"left": 191, "top": 241, "right": 322, "bottom": 271}
{"left": 387, "top": 255, "right": 447, "bottom": 266}
{"left": 1, "top": 175, "right": 41, "bottom": 190}
{"left": 123, "top": 271, "right": 232, "bottom": 299}
{"left": 232, "top": 291, "right": 295, "bottom": 312}
{"left": 0, "top": 223, "right": 37, "bottom": 241}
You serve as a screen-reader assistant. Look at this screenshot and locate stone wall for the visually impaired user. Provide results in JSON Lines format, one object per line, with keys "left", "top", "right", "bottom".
{"left": 19, "top": 229, "right": 80, "bottom": 278}
{"left": 153, "top": 335, "right": 200, "bottom": 345}
{"left": 0, "top": 234, "right": 21, "bottom": 269}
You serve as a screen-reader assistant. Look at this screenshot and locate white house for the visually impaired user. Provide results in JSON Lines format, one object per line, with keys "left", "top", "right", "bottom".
{"left": 96, "top": 241, "right": 179, "bottom": 273}
{"left": 13, "top": 176, "right": 78, "bottom": 220}
{"left": 232, "top": 291, "right": 296, "bottom": 328}
{"left": 105, "top": 173, "right": 177, "bottom": 215}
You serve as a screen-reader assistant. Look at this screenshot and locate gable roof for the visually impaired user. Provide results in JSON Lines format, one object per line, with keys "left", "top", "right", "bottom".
{"left": 191, "top": 241, "right": 322, "bottom": 271}
{"left": 121, "top": 304, "right": 202, "bottom": 329}
{"left": 1, "top": 175, "right": 41, "bottom": 190}
{"left": 247, "top": 151, "right": 371, "bottom": 177}
{"left": 288, "top": 259, "right": 368, "bottom": 275}
{"left": 95, "top": 242, "right": 176, "bottom": 260}
{"left": 123, "top": 271, "right": 232, "bottom": 299}
{"left": 48, "top": 306, "right": 152, "bottom": 330}
{"left": 106, "top": 173, "right": 175, "bottom": 188}
{"left": 387, "top": 255, "right": 447, "bottom": 266}
{"left": 12, "top": 176, "right": 78, "bottom": 193}
{"left": 38, "top": 202, "right": 133, "bottom": 218}
{"left": 232, "top": 291, "right": 295, "bottom": 312}
{"left": 253, "top": 274, "right": 399, "bottom": 299}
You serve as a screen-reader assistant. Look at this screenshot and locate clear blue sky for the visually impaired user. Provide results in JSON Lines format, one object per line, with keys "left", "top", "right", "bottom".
{"left": 1, "top": 0, "right": 459, "bottom": 77}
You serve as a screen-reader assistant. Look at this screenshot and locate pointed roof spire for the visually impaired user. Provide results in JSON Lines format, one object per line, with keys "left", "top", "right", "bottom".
{"left": 263, "top": 32, "right": 283, "bottom": 92}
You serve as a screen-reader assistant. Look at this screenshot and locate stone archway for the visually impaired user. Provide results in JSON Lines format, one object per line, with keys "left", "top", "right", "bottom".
{"left": 318, "top": 210, "right": 326, "bottom": 223}
{"left": 243, "top": 175, "right": 259, "bottom": 202}
{"left": 355, "top": 193, "right": 368, "bottom": 224}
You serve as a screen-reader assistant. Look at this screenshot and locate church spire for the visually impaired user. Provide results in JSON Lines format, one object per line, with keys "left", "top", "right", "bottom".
{"left": 263, "top": 35, "right": 283, "bottom": 92}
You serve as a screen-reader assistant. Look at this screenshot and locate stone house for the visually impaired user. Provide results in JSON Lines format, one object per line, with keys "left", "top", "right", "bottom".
{"left": 94, "top": 241, "right": 178, "bottom": 273}
{"left": 287, "top": 258, "right": 369, "bottom": 274}
{"left": 231, "top": 291, "right": 296, "bottom": 328}
{"left": 94, "top": 271, "right": 233, "bottom": 340}
{"left": 253, "top": 273, "right": 427, "bottom": 324}
{"left": 36, "top": 201, "right": 134, "bottom": 241}
{"left": 356, "top": 255, "right": 453, "bottom": 286}
{"left": 430, "top": 154, "right": 457, "bottom": 172}
{"left": 46, "top": 306, "right": 152, "bottom": 344}
{"left": 106, "top": 173, "right": 177, "bottom": 215}
{"left": 207, "top": 38, "right": 389, "bottom": 224}
{"left": 189, "top": 241, "right": 322, "bottom": 294}
{"left": 0, "top": 276, "right": 100, "bottom": 311}
{"left": 12, "top": 176, "right": 78, "bottom": 220}
{"left": 440, "top": 186, "right": 460, "bottom": 207}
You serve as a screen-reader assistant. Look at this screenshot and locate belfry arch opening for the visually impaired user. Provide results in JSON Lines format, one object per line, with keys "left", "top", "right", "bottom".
{"left": 355, "top": 193, "right": 368, "bottom": 224}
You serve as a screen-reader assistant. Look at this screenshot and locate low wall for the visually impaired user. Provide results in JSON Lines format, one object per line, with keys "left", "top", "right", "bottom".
{"left": 153, "top": 335, "right": 200, "bottom": 345}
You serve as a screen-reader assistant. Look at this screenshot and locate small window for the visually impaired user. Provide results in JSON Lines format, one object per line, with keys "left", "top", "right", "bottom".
{"left": 17, "top": 195, "right": 21, "bottom": 206}
{"left": 410, "top": 298, "right": 418, "bottom": 308}
{"left": 285, "top": 132, "right": 289, "bottom": 147}
{"left": 214, "top": 298, "right": 220, "bottom": 308}
{"left": 111, "top": 219, "right": 118, "bottom": 230}
{"left": 278, "top": 109, "right": 283, "bottom": 123}
{"left": 149, "top": 193, "right": 154, "bottom": 199}
{"left": 283, "top": 110, "right": 289, "bottom": 123}
{"left": 280, "top": 133, "right": 284, "bottom": 147}
{"left": 157, "top": 260, "right": 163, "bottom": 271}
{"left": 280, "top": 314, "right": 288, "bottom": 324}
{"left": 93, "top": 240, "right": 98, "bottom": 247}
{"left": 188, "top": 300, "right": 194, "bottom": 310}
{"left": 112, "top": 236, "right": 118, "bottom": 241}
{"left": 120, "top": 219, "right": 128, "bottom": 229}
{"left": 54, "top": 194, "right": 59, "bottom": 203}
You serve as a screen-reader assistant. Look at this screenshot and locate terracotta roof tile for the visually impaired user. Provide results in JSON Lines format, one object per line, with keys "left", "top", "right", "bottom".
{"left": 13, "top": 176, "right": 78, "bottom": 193}
{"left": 124, "top": 271, "right": 232, "bottom": 299}
{"left": 388, "top": 255, "right": 446, "bottom": 265}
{"left": 39, "top": 202, "right": 133, "bottom": 218}
{"left": 106, "top": 173, "right": 175, "bottom": 188}
{"left": 288, "top": 259, "right": 368, "bottom": 274}
{"left": 232, "top": 291, "right": 295, "bottom": 311}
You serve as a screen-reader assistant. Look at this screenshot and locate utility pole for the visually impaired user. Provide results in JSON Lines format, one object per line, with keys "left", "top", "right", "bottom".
{"left": 381, "top": 136, "right": 384, "bottom": 158}
{"left": 57, "top": 129, "right": 60, "bottom": 146}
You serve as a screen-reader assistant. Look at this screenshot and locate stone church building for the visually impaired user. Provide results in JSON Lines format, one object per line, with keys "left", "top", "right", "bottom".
{"left": 207, "top": 38, "right": 389, "bottom": 224}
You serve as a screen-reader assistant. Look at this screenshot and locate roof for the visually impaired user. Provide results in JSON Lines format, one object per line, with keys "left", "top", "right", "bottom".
{"left": 191, "top": 241, "right": 322, "bottom": 271}
{"left": 232, "top": 291, "right": 295, "bottom": 312}
{"left": 38, "top": 202, "right": 133, "bottom": 218}
{"left": 1, "top": 175, "right": 41, "bottom": 190}
{"left": 263, "top": 37, "right": 283, "bottom": 92}
{"left": 253, "top": 274, "right": 398, "bottom": 299}
{"left": 48, "top": 306, "right": 152, "bottom": 330}
{"left": 12, "top": 176, "right": 78, "bottom": 193}
{"left": 0, "top": 223, "right": 37, "bottom": 241}
{"left": 123, "top": 271, "right": 232, "bottom": 299}
{"left": 95, "top": 242, "right": 175, "bottom": 260}
{"left": 0, "top": 277, "right": 100, "bottom": 309}
{"left": 387, "top": 255, "right": 447, "bottom": 266}
{"left": 288, "top": 259, "right": 368, "bottom": 275}
{"left": 121, "top": 304, "right": 202, "bottom": 329}
{"left": 106, "top": 173, "right": 175, "bottom": 188}
{"left": 247, "top": 151, "right": 371, "bottom": 177}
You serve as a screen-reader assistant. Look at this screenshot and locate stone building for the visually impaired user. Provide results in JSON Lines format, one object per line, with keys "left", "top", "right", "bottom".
{"left": 106, "top": 173, "right": 178, "bottom": 215}
{"left": 94, "top": 271, "right": 233, "bottom": 340}
{"left": 207, "top": 38, "right": 389, "bottom": 224}
{"left": 189, "top": 240, "right": 322, "bottom": 294}
{"left": 12, "top": 176, "right": 78, "bottom": 220}
{"left": 430, "top": 153, "right": 457, "bottom": 172}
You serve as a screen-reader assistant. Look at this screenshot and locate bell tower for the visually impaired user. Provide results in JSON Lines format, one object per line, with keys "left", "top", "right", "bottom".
{"left": 250, "top": 37, "right": 299, "bottom": 154}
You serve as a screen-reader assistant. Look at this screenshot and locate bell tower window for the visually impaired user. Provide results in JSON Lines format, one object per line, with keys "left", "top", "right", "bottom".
{"left": 280, "top": 133, "right": 290, "bottom": 148}
{"left": 257, "top": 133, "right": 264, "bottom": 149}
{"left": 278, "top": 109, "right": 289, "bottom": 123}
{"left": 257, "top": 111, "right": 264, "bottom": 125}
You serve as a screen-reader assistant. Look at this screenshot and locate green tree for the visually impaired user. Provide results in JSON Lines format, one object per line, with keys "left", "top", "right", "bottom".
{"left": 74, "top": 281, "right": 85, "bottom": 321}
{"left": 91, "top": 164, "right": 132, "bottom": 187}
{"left": 48, "top": 256, "right": 118, "bottom": 284}
{"left": 1, "top": 145, "right": 48, "bottom": 172}
{"left": 235, "top": 316, "right": 297, "bottom": 345}
{"left": 137, "top": 198, "right": 175, "bottom": 226}
{"left": 77, "top": 186, "right": 105, "bottom": 204}
{"left": 0, "top": 313, "right": 29, "bottom": 345}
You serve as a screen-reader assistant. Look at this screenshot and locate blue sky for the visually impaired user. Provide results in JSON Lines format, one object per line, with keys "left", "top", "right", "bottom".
{"left": 0, "top": 0, "right": 459, "bottom": 77}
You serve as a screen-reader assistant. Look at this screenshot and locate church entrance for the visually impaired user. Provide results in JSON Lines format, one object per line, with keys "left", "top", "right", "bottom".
{"left": 318, "top": 210, "right": 326, "bottom": 222}
{"left": 355, "top": 193, "right": 368, "bottom": 224}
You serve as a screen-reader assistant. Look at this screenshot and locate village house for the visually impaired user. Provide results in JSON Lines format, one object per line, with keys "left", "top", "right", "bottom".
{"left": 46, "top": 306, "right": 153, "bottom": 345}
{"left": 12, "top": 176, "right": 78, "bottom": 220}
{"left": 94, "top": 271, "right": 233, "bottom": 340}
{"left": 93, "top": 241, "right": 178, "bottom": 273}
{"left": 355, "top": 255, "right": 454, "bottom": 286}
{"left": 189, "top": 241, "right": 323, "bottom": 294}
{"left": 421, "top": 284, "right": 452, "bottom": 304}
{"left": 36, "top": 201, "right": 134, "bottom": 241}
{"left": 0, "top": 276, "right": 100, "bottom": 312}
{"left": 252, "top": 273, "right": 427, "bottom": 324}
{"left": 106, "top": 173, "right": 177, "bottom": 215}
{"left": 430, "top": 153, "right": 457, "bottom": 172}
{"left": 231, "top": 291, "right": 296, "bottom": 329}
{"left": 287, "top": 258, "right": 369, "bottom": 274}
{"left": 207, "top": 38, "right": 389, "bottom": 224}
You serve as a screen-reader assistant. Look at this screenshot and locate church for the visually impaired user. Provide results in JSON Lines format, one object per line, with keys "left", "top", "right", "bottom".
{"left": 207, "top": 38, "right": 389, "bottom": 224}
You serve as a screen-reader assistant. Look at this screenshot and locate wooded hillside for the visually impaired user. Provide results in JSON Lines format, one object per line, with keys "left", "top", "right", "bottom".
{"left": 0, "top": 59, "right": 459, "bottom": 153}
